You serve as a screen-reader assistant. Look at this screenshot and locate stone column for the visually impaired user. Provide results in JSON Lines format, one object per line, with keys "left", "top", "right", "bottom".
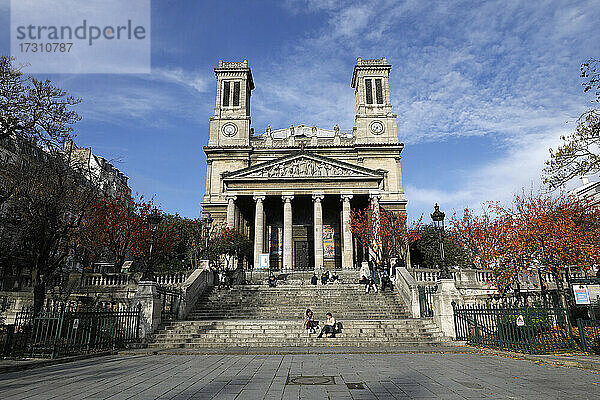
{"left": 226, "top": 194, "right": 237, "bottom": 229}
{"left": 234, "top": 205, "right": 240, "bottom": 232}
{"left": 253, "top": 194, "right": 265, "bottom": 268}
{"left": 205, "top": 160, "right": 213, "bottom": 202}
{"left": 341, "top": 193, "right": 354, "bottom": 269}
{"left": 282, "top": 193, "right": 294, "bottom": 271}
{"left": 130, "top": 281, "right": 161, "bottom": 340}
{"left": 433, "top": 278, "right": 462, "bottom": 338}
{"left": 313, "top": 193, "right": 324, "bottom": 271}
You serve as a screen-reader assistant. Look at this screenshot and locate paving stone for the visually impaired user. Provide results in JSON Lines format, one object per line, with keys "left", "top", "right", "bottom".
{"left": 2, "top": 353, "right": 600, "bottom": 399}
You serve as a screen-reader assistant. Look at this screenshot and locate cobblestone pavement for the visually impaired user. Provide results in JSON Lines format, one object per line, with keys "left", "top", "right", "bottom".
{"left": 1, "top": 353, "right": 599, "bottom": 399}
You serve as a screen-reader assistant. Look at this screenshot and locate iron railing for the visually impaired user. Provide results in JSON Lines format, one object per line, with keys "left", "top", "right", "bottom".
{"left": 577, "top": 319, "right": 600, "bottom": 354}
{"left": 2, "top": 305, "right": 141, "bottom": 358}
{"left": 418, "top": 285, "right": 437, "bottom": 318}
{"left": 453, "top": 303, "right": 576, "bottom": 354}
{"left": 157, "top": 286, "right": 182, "bottom": 321}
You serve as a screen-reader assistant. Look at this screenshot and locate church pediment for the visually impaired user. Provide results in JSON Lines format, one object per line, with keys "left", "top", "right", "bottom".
{"left": 223, "top": 152, "right": 384, "bottom": 180}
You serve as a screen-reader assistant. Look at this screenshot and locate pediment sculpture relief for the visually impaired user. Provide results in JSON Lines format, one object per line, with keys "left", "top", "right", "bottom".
{"left": 244, "top": 158, "right": 364, "bottom": 178}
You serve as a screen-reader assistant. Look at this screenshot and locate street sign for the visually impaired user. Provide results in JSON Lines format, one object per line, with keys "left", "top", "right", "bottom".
{"left": 516, "top": 315, "right": 525, "bottom": 327}
{"left": 573, "top": 285, "right": 591, "bottom": 305}
{"left": 73, "top": 319, "right": 79, "bottom": 330}
{"left": 587, "top": 285, "right": 600, "bottom": 303}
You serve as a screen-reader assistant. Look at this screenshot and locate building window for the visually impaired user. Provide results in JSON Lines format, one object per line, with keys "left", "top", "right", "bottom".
{"left": 233, "top": 82, "right": 240, "bottom": 106}
{"left": 365, "top": 78, "right": 373, "bottom": 104}
{"left": 222, "top": 81, "right": 230, "bottom": 106}
{"left": 375, "top": 79, "right": 384, "bottom": 104}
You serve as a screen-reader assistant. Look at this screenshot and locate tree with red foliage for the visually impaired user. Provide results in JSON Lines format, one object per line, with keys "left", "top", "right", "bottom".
{"left": 492, "top": 192, "right": 600, "bottom": 304}
{"left": 452, "top": 192, "right": 600, "bottom": 302}
{"left": 80, "top": 194, "right": 151, "bottom": 270}
{"left": 350, "top": 203, "right": 421, "bottom": 269}
{"left": 450, "top": 207, "right": 511, "bottom": 291}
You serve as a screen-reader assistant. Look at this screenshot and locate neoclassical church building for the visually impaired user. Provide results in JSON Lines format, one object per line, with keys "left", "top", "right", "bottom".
{"left": 201, "top": 58, "right": 407, "bottom": 271}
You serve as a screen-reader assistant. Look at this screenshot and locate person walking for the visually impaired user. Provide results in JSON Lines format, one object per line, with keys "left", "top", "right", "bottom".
{"left": 317, "top": 312, "right": 337, "bottom": 338}
{"left": 363, "top": 261, "right": 377, "bottom": 293}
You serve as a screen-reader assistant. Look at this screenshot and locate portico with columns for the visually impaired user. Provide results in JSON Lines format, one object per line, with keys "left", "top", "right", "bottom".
{"left": 201, "top": 58, "right": 408, "bottom": 272}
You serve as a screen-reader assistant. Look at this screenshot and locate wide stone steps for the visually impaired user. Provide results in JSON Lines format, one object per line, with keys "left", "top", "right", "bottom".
{"left": 150, "top": 279, "right": 444, "bottom": 349}
{"left": 151, "top": 318, "right": 443, "bottom": 348}
{"left": 189, "top": 285, "right": 410, "bottom": 321}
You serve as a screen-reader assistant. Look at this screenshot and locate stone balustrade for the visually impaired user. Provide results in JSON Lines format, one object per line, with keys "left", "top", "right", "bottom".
{"left": 407, "top": 267, "right": 571, "bottom": 290}
{"left": 155, "top": 271, "right": 189, "bottom": 287}
{"left": 81, "top": 273, "right": 133, "bottom": 287}
{"left": 78, "top": 270, "right": 193, "bottom": 288}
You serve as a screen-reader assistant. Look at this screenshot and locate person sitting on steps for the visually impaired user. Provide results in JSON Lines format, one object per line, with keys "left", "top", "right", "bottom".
{"left": 317, "top": 312, "right": 336, "bottom": 338}
{"left": 304, "top": 308, "right": 317, "bottom": 334}
{"left": 267, "top": 273, "right": 277, "bottom": 288}
{"left": 329, "top": 270, "right": 339, "bottom": 284}
{"left": 321, "top": 271, "right": 329, "bottom": 285}
{"left": 380, "top": 269, "right": 393, "bottom": 292}
{"left": 311, "top": 273, "right": 318, "bottom": 285}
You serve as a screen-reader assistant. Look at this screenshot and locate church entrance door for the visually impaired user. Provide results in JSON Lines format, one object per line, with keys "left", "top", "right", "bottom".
{"left": 294, "top": 241, "right": 311, "bottom": 270}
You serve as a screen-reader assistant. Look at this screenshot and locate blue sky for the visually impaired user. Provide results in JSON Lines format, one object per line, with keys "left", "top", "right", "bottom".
{"left": 1, "top": 0, "right": 599, "bottom": 221}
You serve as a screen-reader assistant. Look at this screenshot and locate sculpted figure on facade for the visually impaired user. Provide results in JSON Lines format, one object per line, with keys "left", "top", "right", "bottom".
{"left": 243, "top": 158, "right": 361, "bottom": 178}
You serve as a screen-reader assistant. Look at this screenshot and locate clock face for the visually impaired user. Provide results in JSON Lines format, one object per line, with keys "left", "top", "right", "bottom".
{"left": 370, "top": 120, "right": 384, "bottom": 135}
{"left": 222, "top": 123, "right": 238, "bottom": 137}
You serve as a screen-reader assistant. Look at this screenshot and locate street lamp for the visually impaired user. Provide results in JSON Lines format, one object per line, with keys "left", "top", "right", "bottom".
{"left": 390, "top": 213, "right": 398, "bottom": 258}
{"left": 202, "top": 212, "right": 213, "bottom": 249}
{"left": 141, "top": 208, "right": 163, "bottom": 281}
{"left": 431, "top": 203, "right": 450, "bottom": 279}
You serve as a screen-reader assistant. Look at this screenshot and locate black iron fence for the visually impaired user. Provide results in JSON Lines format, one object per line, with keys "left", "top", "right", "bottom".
{"left": 577, "top": 319, "right": 600, "bottom": 354}
{"left": 418, "top": 285, "right": 437, "bottom": 318}
{"left": 1, "top": 305, "right": 141, "bottom": 358}
{"left": 453, "top": 303, "right": 576, "bottom": 354}
{"left": 157, "top": 286, "right": 183, "bottom": 321}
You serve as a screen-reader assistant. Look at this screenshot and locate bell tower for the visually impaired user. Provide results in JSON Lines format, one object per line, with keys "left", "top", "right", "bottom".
{"left": 208, "top": 60, "right": 254, "bottom": 147}
{"left": 351, "top": 57, "right": 398, "bottom": 144}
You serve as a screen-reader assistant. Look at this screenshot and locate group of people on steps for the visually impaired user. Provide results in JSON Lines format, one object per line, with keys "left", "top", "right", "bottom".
{"left": 304, "top": 309, "right": 339, "bottom": 338}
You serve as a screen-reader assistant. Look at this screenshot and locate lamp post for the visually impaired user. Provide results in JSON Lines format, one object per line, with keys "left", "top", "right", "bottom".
{"left": 390, "top": 213, "right": 398, "bottom": 257}
{"left": 202, "top": 212, "right": 213, "bottom": 256}
{"left": 142, "top": 208, "right": 163, "bottom": 281}
{"left": 431, "top": 203, "right": 450, "bottom": 279}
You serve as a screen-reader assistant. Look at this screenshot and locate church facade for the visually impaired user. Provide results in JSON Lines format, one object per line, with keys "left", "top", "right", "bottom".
{"left": 201, "top": 58, "right": 407, "bottom": 271}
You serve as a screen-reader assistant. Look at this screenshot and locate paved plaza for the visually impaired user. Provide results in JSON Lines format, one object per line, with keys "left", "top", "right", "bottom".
{"left": 1, "top": 352, "right": 599, "bottom": 399}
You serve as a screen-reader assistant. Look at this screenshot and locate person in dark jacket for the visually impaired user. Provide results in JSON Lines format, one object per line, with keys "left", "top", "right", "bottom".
{"left": 311, "top": 273, "right": 318, "bottom": 285}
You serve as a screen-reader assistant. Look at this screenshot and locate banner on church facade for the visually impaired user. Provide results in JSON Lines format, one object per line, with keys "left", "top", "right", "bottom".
{"left": 323, "top": 225, "right": 335, "bottom": 259}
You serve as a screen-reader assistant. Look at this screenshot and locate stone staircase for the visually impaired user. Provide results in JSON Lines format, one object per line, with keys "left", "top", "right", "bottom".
{"left": 150, "top": 272, "right": 444, "bottom": 349}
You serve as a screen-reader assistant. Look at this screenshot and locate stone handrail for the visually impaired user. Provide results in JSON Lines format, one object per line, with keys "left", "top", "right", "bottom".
{"left": 131, "top": 267, "right": 215, "bottom": 339}
{"left": 395, "top": 267, "right": 421, "bottom": 318}
{"left": 177, "top": 268, "right": 215, "bottom": 319}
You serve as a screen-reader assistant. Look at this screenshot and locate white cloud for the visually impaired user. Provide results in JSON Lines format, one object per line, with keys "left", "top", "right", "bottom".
{"left": 152, "top": 67, "right": 210, "bottom": 93}
{"left": 63, "top": 67, "right": 212, "bottom": 126}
